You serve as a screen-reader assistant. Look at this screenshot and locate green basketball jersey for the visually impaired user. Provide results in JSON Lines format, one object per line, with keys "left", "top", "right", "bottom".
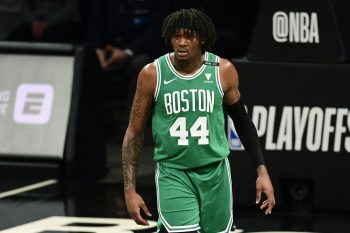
{"left": 152, "top": 52, "right": 229, "bottom": 169}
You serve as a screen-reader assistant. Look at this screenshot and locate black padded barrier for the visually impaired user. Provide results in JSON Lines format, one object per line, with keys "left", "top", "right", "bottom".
{"left": 228, "top": 59, "right": 350, "bottom": 212}
{"left": 247, "top": 0, "right": 350, "bottom": 63}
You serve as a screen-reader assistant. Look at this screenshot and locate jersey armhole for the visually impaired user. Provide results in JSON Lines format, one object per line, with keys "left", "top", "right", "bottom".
{"left": 154, "top": 59, "right": 161, "bottom": 100}
{"left": 215, "top": 56, "right": 224, "bottom": 97}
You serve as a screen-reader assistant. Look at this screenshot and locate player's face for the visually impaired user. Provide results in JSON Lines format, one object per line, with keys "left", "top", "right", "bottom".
{"left": 171, "top": 28, "right": 203, "bottom": 61}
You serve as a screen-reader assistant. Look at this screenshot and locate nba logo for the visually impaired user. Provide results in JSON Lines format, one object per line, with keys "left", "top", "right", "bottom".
{"left": 13, "top": 83, "right": 54, "bottom": 125}
{"left": 227, "top": 116, "right": 244, "bottom": 150}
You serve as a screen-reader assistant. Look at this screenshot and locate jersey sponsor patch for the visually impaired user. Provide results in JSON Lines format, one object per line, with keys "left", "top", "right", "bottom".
{"left": 203, "top": 60, "right": 220, "bottom": 66}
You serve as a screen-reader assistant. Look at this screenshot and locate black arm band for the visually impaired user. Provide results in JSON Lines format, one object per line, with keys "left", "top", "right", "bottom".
{"left": 225, "top": 99, "right": 265, "bottom": 166}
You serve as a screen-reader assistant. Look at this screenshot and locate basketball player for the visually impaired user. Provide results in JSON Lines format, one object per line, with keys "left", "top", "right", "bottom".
{"left": 122, "top": 8, "right": 275, "bottom": 233}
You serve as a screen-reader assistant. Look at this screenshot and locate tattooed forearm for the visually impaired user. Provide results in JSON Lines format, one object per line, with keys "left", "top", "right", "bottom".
{"left": 130, "top": 80, "right": 143, "bottom": 124}
{"left": 122, "top": 134, "right": 144, "bottom": 192}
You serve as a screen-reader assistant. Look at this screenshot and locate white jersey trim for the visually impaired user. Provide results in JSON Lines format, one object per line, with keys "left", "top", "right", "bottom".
{"left": 215, "top": 56, "right": 224, "bottom": 97}
{"left": 225, "top": 157, "right": 234, "bottom": 232}
{"left": 154, "top": 59, "right": 161, "bottom": 100}
{"left": 165, "top": 52, "right": 208, "bottom": 80}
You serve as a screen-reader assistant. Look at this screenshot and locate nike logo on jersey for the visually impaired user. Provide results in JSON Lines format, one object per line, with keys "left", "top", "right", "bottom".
{"left": 164, "top": 78, "right": 176, "bottom": 84}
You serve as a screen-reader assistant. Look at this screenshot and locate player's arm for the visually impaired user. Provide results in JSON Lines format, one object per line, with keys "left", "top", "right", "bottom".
{"left": 122, "top": 63, "right": 156, "bottom": 225}
{"left": 220, "top": 58, "right": 265, "bottom": 166}
{"left": 220, "top": 58, "right": 275, "bottom": 214}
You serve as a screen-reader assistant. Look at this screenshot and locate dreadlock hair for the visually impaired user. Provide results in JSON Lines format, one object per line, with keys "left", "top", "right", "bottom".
{"left": 162, "top": 8, "right": 217, "bottom": 52}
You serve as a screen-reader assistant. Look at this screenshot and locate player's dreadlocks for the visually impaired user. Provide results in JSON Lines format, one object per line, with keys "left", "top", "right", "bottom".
{"left": 162, "top": 8, "right": 217, "bottom": 52}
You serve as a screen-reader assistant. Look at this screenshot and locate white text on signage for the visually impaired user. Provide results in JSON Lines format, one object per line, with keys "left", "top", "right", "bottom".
{"left": 273, "top": 11, "right": 320, "bottom": 43}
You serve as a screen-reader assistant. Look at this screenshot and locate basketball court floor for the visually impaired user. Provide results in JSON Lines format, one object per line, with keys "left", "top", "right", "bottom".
{"left": 1, "top": 136, "right": 350, "bottom": 233}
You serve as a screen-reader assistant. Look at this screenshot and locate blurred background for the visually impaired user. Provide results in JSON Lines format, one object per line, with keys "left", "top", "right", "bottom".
{"left": 0, "top": 0, "right": 350, "bottom": 232}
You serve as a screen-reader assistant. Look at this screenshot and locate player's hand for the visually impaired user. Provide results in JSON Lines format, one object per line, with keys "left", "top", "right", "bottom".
{"left": 255, "top": 165, "right": 275, "bottom": 215}
{"left": 96, "top": 48, "right": 108, "bottom": 68}
{"left": 104, "top": 45, "right": 129, "bottom": 67}
{"left": 125, "top": 190, "right": 152, "bottom": 225}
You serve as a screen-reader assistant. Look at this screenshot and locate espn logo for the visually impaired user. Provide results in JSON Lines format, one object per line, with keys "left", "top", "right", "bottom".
{"left": 13, "top": 84, "right": 54, "bottom": 125}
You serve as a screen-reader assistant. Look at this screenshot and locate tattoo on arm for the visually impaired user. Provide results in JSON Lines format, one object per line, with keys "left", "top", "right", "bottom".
{"left": 130, "top": 80, "right": 143, "bottom": 124}
{"left": 122, "top": 135, "right": 144, "bottom": 192}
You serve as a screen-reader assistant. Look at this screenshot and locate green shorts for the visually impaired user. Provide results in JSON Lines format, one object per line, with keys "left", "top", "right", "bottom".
{"left": 155, "top": 158, "right": 234, "bottom": 233}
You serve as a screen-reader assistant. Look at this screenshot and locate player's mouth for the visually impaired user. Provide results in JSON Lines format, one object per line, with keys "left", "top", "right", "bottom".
{"left": 177, "top": 49, "right": 188, "bottom": 57}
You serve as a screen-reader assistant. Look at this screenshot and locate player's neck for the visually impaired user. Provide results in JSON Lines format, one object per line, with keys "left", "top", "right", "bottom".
{"left": 173, "top": 53, "right": 204, "bottom": 75}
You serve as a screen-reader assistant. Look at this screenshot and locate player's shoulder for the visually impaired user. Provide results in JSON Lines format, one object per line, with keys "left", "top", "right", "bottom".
{"left": 136, "top": 62, "right": 157, "bottom": 94}
{"left": 218, "top": 57, "right": 239, "bottom": 93}
{"left": 219, "top": 58, "right": 238, "bottom": 80}
{"left": 138, "top": 62, "right": 157, "bottom": 85}
{"left": 219, "top": 57, "right": 237, "bottom": 72}
{"left": 140, "top": 62, "right": 157, "bottom": 77}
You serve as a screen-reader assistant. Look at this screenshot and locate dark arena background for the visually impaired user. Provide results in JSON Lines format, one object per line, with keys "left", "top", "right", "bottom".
{"left": 0, "top": 0, "right": 350, "bottom": 232}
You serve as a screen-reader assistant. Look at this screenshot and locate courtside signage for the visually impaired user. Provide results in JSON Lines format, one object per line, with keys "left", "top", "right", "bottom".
{"left": 227, "top": 116, "right": 244, "bottom": 151}
{"left": 228, "top": 106, "right": 350, "bottom": 153}
{"left": 272, "top": 11, "right": 319, "bottom": 43}
{"left": 247, "top": 0, "right": 345, "bottom": 62}
{"left": 0, "top": 54, "right": 74, "bottom": 158}
{"left": 13, "top": 83, "right": 54, "bottom": 124}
